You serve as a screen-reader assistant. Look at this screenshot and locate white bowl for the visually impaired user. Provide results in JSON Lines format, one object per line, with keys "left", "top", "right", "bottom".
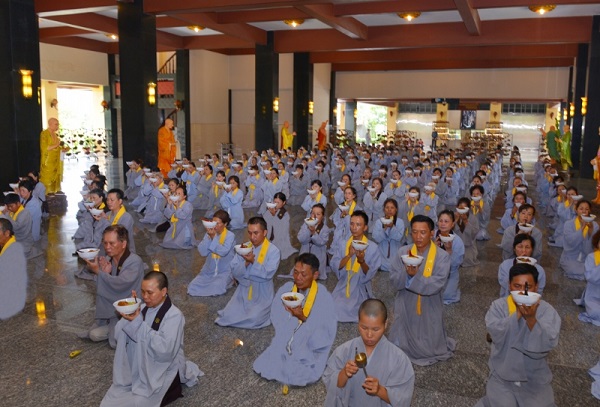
{"left": 3, "top": 191, "right": 14, "bottom": 196}
{"left": 0, "top": 205, "right": 5, "bottom": 212}
{"left": 9, "top": 183, "right": 18, "bottom": 189}
{"left": 171, "top": 163, "right": 178, "bottom": 168}
{"left": 216, "top": 181, "right": 226, "bottom": 186}
{"left": 224, "top": 184, "right": 232, "bottom": 190}
{"left": 126, "top": 161, "right": 133, "bottom": 166}
{"left": 338, "top": 204, "right": 350, "bottom": 211}
{"left": 337, "top": 181, "right": 346, "bottom": 187}
{"left": 84, "top": 180, "right": 93, "bottom": 185}
{"left": 281, "top": 292, "right": 305, "bottom": 308}
{"left": 445, "top": 177, "right": 453, "bottom": 181}
{"left": 380, "top": 217, "right": 393, "bottom": 225}
{"left": 263, "top": 169, "right": 272, "bottom": 175}
{"left": 304, "top": 218, "right": 319, "bottom": 227}
{"left": 582, "top": 214, "right": 597, "bottom": 223}
{"left": 572, "top": 195, "right": 584, "bottom": 201}
{"left": 516, "top": 256, "right": 537, "bottom": 266}
{"left": 202, "top": 220, "right": 217, "bottom": 229}
{"left": 439, "top": 234, "right": 455, "bottom": 243}
{"left": 197, "top": 167, "right": 205, "bottom": 172}
{"left": 456, "top": 207, "right": 470, "bottom": 214}
{"left": 307, "top": 189, "right": 317, "bottom": 195}
{"left": 352, "top": 240, "right": 369, "bottom": 251}
{"left": 235, "top": 243, "right": 253, "bottom": 256}
{"left": 143, "top": 168, "right": 152, "bottom": 173}
{"left": 148, "top": 177, "right": 158, "bottom": 183}
{"left": 113, "top": 297, "right": 142, "bottom": 315}
{"left": 431, "top": 175, "right": 440, "bottom": 180}
{"left": 248, "top": 170, "right": 257, "bottom": 175}
{"left": 175, "top": 160, "right": 183, "bottom": 164}
{"left": 367, "top": 186, "right": 377, "bottom": 192}
{"left": 424, "top": 185, "right": 434, "bottom": 192}
{"left": 510, "top": 291, "right": 541, "bottom": 306}
{"left": 182, "top": 164, "right": 191, "bottom": 169}
{"left": 169, "top": 195, "right": 180, "bottom": 202}
{"left": 80, "top": 191, "right": 89, "bottom": 196}
{"left": 516, "top": 187, "right": 527, "bottom": 192}
{"left": 89, "top": 208, "right": 104, "bottom": 216}
{"left": 401, "top": 254, "right": 424, "bottom": 266}
{"left": 77, "top": 248, "right": 100, "bottom": 261}
{"left": 408, "top": 192, "right": 419, "bottom": 198}
{"left": 291, "top": 171, "right": 299, "bottom": 176}
{"left": 83, "top": 201, "right": 95, "bottom": 208}
{"left": 158, "top": 188, "right": 169, "bottom": 194}
{"left": 361, "top": 179, "right": 369, "bottom": 184}
{"left": 266, "top": 202, "right": 277, "bottom": 209}
{"left": 518, "top": 223, "right": 534, "bottom": 233}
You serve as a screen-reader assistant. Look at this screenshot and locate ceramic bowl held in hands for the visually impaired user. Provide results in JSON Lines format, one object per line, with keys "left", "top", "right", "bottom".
{"left": 401, "top": 254, "right": 424, "bottom": 266}
{"left": 148, "top": 177, "right": 158, "bottom": 183}
{"left": 84, "top": 180, "right": 93, "bottom": 185}
{"left": 281, "top": 292, "right": 305, "bottom": 308}
{"left": 77, "top": 248, "right": 100, "bottom": 261}
{"left": 89, "top": 208, "right": 104, "bottom": 217}
{"left": 169, "top": 195, "right": 180, "bottom": 203}
{"left": 266, "top": 202, "right": 277, "bottom": 209}
{"left": 158, "top": 188, "right": 169, "bottom": 194}
{"left": 366, "top": 186, "right": 377, "bottom": 193}
{"left": 83, "top": 201, "right": 95, "bottom": 208}
{"left": 202, "top": 220, "right": 217, "bottom": 229}
{"left": 581, "top": 214, "right": 597, "bottom": 223}
{"left": 80, "top": 190, "right": 89, "bottom": 197}
{"left": 338, "top": 204, "right": 350, "bottom": 212}
{"left": 337, "top": 181, "right": 346, "bottom": 187}
{"left": 9, "top": 183, "right": 18, "bottom": 189}
{"left": 235, "top": 242, "right": 253, "bottom": 256}
{"left": 572, "top": 195, "right": 584, "bottom": 201}
{"left": 113, "top": 297, "right": 142, "bottom": 315}
{"left": 456, "top": 207, "right": 470, "bottom": 214}
{"left": 224, "top": 184, "right": 232, "bottom": 191}
{"left": 352, "top": 240, "right": 368, "bottom": 251}
{"left": 0, "top": 205, "right": 5, "bottom": 212}
{"left": 380, "top": 217, "right": 393, "bottom": 225}
{"left": 304, "top": 218, "right": 319, "bottom": 227}
{"left": 439, "top": 234, "right": 455, "bottom": 243}
{"left": 516, "top": 256, "right": 537, "bottom": 266}
{"left": 126, "top": 161, "right": 134, "bottom": 166}
{"left": 510, "top": 291, "right": 541, "bottom": 306}
{"left": 216, "top": 181, "right": 226, "bottom": 186}
{"left": 518, "top": 223, "right": 534, "bottom": 233}
{"left": 307, "top": 189, "right": 317, "bottom": 195}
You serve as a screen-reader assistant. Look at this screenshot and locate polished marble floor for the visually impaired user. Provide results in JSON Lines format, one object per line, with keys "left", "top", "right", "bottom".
{"left": 3, "top": 156, "right": 600, "bottom": 407}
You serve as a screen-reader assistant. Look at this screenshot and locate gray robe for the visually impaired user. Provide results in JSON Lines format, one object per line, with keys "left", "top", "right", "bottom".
{"left": 0, "top": 209, "right": 38, "bottom": 259}
{"left": 500, "top": 225, "right": 542, "bottom": 261}
{"left": 323, "top": 336, "right": 415, "bottom": 407}
{"left": 389, "top": 243, "right": 456, "bottom": 366}
{"left": 475, "top": 298, "right": 560, "bottom": 407}
{"left": 0, "top": 240, "right": 27, "bottom": 320}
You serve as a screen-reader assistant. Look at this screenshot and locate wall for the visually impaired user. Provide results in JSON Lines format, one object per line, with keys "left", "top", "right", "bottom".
{"left": 336, "top": 68, "right": 569, "bottom": 101}
{"left": 230, "top": 55, "right": 255, "bottom": 154}
{"left": 40, "top": 43, "right": 108, "bottom": 85}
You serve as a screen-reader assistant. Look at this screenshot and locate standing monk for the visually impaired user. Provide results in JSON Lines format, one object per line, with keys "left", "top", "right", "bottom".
{"left": 317, "top": 120, "right": 328, "bottom": 151}
{"left": 39, "top": 118, "right": 61, "bottom": 194}
{"left": 281, "top": 121, "right": 296, "bottom": 150}
{"left": 540, "top": 126, "right": 559, "bottom": 165}
{"left": 158, "top": 119, "right": 176, "bottom": 177}
{"left": 556, "top": 124, "right": 572, "bottom": 170}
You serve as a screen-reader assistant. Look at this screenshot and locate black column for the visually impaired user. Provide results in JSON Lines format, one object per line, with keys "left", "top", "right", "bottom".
{"left": 118, "top": 0, "right": 158, "bottom": 169}
{"left": 175, "top": 49, "right": 191, "bottom": 159}
{"left": 0, "top": 0, "right": 42, "bottom": 191}
{"left": 581, "top": 16, "right": 600, "bottom": 179}
{"left": 293, "top": 53, "right": 313, "bottom": 149}
{"left": 105, "top": 54, "right": 119, "bottom": 158}
{"left": 329, "top": 70, "right": 337, "bottom": 135}
{"left": 255, "top": 31, "right": 278, "bottom": 151}
{"left": 571, "top": 44, "right": 588, "bottom": 170}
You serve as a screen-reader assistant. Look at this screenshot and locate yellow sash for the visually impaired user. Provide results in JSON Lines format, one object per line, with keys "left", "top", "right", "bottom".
{"left": 595, "top": 250, "right": 600, "bottom": 266}
{"left": 315, "top": 192, "right": 322, "bottom": 203}
{"left": 511, "top": 188, "right": 516, "bottom": 196}
{"left": 347, "top": 200, "right": 356, "bottom": 215}
{"left": 205, "top": 174, "right": 212, "bottom": 181}
{"left": 565, "top": 199, "right": 572, "bottom": 208}
{"left": 292, "top": 279, "right": 317, "bottom": 323}
{"left": 557, "top": 196, "right": 563, "bottom": 203}
{"left": 214, "top": 185, "right": 219, "bottom": 197}
{"left": 575, "top": 217, "right": 590, "bottom": 238}
{"left": 471, "top": 200, "right": 483, "bottom": 214}
{"left": 340, "top": 164, "right": 345, "bottom": 172}
{"left": 10, "top": 205, "right": 24, "bottom": 221}
{"left": 393, "top": 180, "right": 402, "bottom": 189}
{"left": 211, "top": 230, "right": 228, "bottom": 259}
{"left": 410, "top": 242, "right": 437, "bottom": 315}
{"left": 281, "top": 170, "right": 286, "bottom": 177}
{"left": 98, "top": 202, "right": 106, "bottom": 210}
{"left": 110, "top": 205, "right": 126, "bottom": 226}
{"left": 248, "top": 239, "right": 270, "bottom": 300}
{"left": 170, "top": 200, "right": 185, "bottom": 238}
{"left": 507, "top": 295, "right": 517, "bottom": 316}
{"left": 345, "top": 235, "right": 367, "bottom": 298}
{"left": 0, "top": 235, "right": 16, "bottom": 256}
{"left": 232, "top": 188, "right": 239, "bottom": 196}
{"left": 273, "top": 178, "right": 279, "bottom": 185}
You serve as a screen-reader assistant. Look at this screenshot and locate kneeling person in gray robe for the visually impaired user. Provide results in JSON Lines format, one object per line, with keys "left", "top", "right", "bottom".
{"left": 0, "top": 218, "right": 27, "bottom": 320}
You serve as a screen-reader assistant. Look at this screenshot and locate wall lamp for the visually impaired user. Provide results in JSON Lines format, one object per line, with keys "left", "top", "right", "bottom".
{"left": 273, "top": 97, "right": 279, "bottom": 113}
{"left": 20, "top": 69, "right": 33, "bottom": 99}
{"left": 147, "top": 82, "right": 156, "bottom": 106}
{"left": 581, "top": 97, "right": 587, "bottom": 116}
{"left": 308, "top": 101, "right": 314, "bottom": 115}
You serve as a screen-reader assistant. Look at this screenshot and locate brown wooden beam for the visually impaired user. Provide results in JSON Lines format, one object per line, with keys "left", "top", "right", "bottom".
{"left": 296, "top": 4, "right": 368, "bottom": 40}
{"left": 155, "top": 31, "right": 185, "bottom": 49}
{"left": 334, "top": 0, "right": 456, "bottom": 16}
{"left": 332, "top": 58, "right": 575, "bottom": 71}
{"left": 39, "top": 27, "right": 93, "bottom": 39}
{"left": 472, "top": 0, "right": 598, "bottom": 8}
{"left": 156, "top": 16, "right": 190, "bottom": 29}
{"left": 216, "top": 7, "right": 308, "bottom": 24}
{"left": 39, "top": 36, "right": 111, "bottom": 53}
{"left": 454, "top": 0, "right": 481, "bottom": 35}
{"left": 311, "top": 44, "right": 580, "bottom": 64}
{"left": 212, "top": 48, "right": 257, "bottom": 56}
{"left": 144, "top": 0, "right": 309, "bottom": 14}
{"left": 35, "top": 0, "right": 114, "bottom": 16}
{"left": 173, "top": 12, "right": 267, "bottom": 44}
{"left": 275, "top": 17, "right": 593, "bottom": 53}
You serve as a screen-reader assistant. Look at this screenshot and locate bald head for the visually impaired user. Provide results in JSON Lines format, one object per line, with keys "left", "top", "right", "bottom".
{"left": 358, "top": 299, "right": 388, "bottom": 323}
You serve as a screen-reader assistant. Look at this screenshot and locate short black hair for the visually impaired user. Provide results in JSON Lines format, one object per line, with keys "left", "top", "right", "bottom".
{"left": 0, "top": 218, "right": 14, "bottom": 236}
{"left": 107, "top": 188, "right": 124, "bottom": 201}
{"left": 411, "top": 214, "right": 434, "bottom": 231}
{"left": 144, "top": 271, "right": 169, "bottom": 290}
{"left": 4, "top": 193, "right": 20, "bottom": 205}
{"left": 470, "top": 185, "right": 484, "bottom": 195}
{"left": 274, "top": 192, "right": 287, "bottom": 202}
{"left": 509, "top": 263, "right": 539, "bottom": 284}
{"left": 248, "top": 216, "right": 267, "bottom": 231}
{"left": 351, "top": 210, "right": 369, "bottom": 226}
{"left": 295, "top": 252, "right": 320, "bottom": 272}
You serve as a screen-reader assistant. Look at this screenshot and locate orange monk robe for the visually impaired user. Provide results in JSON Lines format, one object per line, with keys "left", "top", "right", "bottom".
{"left": 157, "top": 126, "right": 176, "bottom": 177}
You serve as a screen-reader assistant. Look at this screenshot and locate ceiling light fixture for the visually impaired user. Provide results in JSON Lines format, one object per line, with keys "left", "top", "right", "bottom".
{"left": 187, "top": 25, "right": 205, "bottom": 33}
{"left": 105, "top": 33, "right": 118, "bottom": 40}
{"left": 284, "top": 19, "right": 304, "bottom": 28}
{"left": 398, "top": 12, "right": 421, "bottom": 22}
{"left": 528, "top": 5, "right": 556, "bottom": 15}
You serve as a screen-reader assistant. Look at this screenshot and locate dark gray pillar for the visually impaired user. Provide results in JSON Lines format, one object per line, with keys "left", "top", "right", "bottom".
{"left": 175, "top": 49, "right": 191, "bottom": 159}
{"left": 293, "top": 52, "right": 313, "bottom": 149}
{"left": 105, "top": 54, "right": 119, "bottom": 158}
{"left": 581, "top": 16, "right": 600, "bottom": 179}
{"left": 571, "top": 43, "right": 588, "bottom": 170}
{"left": 255, "top": 31, "right": 278, "bottom": 151}
{"left": 0, "top": 0, "right": 42, "bottom": 191}
{"left": 118, "top": 0, "right": 158, "bottom": 169}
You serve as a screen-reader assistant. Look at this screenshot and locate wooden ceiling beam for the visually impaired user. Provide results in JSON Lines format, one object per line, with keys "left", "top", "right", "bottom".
{"left": 35, "top": 0, "right": 114, "bottom": 17}
{"left": 454, "top": 0, "right": 481, "bottom": 35}
{"left": 311, "top": 44, "right": 579, "bottom": 64}
{"left": 173, "top": 12, "right": 267, "bottom": 44}
{"left": 296, "top": 4, "right": 368, "bottom": 40}
{"left": 472, "top": 0, "right": 597, "bottom": 8}
{"left": 182, "top": 35, "right": 256, "bottom": 50}
{"left": 39, "top": 27, "right": 94, "bottom": 39}
{"left": 216, "top": 8, "right": 308, "bottom": 24}
{"left": 39, "top": 36, "right": 112, "bottom": 53}
{"left": 275, "top": 17, "right": 592, "bottom": 53}
{"left": 155, "top": 31, "right": 185, "bottom": 50}
{"left": 332, "top": 58, "right": 574, "bottom": 71}
{"left": 334, "top": 0, "right": 456, "bottom": 16}
{"left": 144, "top": 0, "right": 309, "bottom": 14}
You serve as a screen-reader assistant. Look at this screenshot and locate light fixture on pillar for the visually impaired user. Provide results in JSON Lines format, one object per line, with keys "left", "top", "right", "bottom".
{"left": 333, "top": 107, "right": 337, "bottom": 116}
{"left": 581, "top": 97, "right": 588, "bottom": 116}
{"left": 147, "top": 82, "right": 157, "bottom": 106}
{"left": 19, "top": 70, "right": 33, "bottom": 99}
{"left": 528, "top": 5, "right": 556, "bottom": 15}
{"left": 273, "top": 97, "right": 279, "bottom": 113}
{"left": 398, "top": 12, "right": 421, "bottom": 21}
{"left": 563, "top": 108, "right": 567, "bottom": 121}
{"left": 353, "top": 108, "right": 358, "bottom": 119}
{"left": 187, "top": 25, "right": 205, "bottom": 33}
{"left": 105, "top": 33, "right": 118, "bottom": 40}
{"left": 570, "top": 102, "right": 575, "bottom": 117}
{"left": 308, "top": 101, "right": 314, "bottom": 115}
{"left": 284, "top": 19, "right": 304, "bottom": 28}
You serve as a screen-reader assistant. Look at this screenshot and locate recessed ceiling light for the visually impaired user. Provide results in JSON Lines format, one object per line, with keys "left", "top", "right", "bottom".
{"left": 284, "top": 19, "right": 304, "bottom": 28}
{"left": 528, "top": 5, "right": 556, "bottom": 15}
{"left": 105, "top": 34, "right": 118, "bottom": 40}
{"left": 398, "top": 12, "right": 421, "bottom": 22}
{"left": 187, "top": 25, "right": 205, "bottom": 33}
